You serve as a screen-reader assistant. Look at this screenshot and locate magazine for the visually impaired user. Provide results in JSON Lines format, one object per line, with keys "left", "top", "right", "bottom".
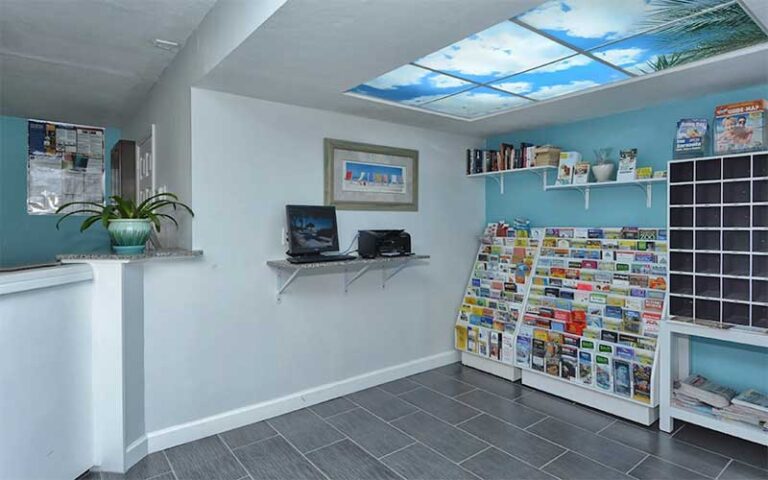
{"left": 556, "top": 152, "right": 579, "bottom": 185}
{"left": 516, "top": 335, "right": 532, "bottom": 367}
{"left": 674, "top": 118, "right": 708, "bottom": 158}
{"left": 478, "top": 328, "right": 490, "bottom": 357}
{"left": 614, "top": 359, "right": 632, "bottom": 397}
{"left": 573, "top": 162, "right": 590, "bottom": 184}
{"left": 578, "top": 350, "right": 593, "bottom": 386}
{"left": 617, "top": 149, "right": 637, "bottom": 182}
{"left": 489, "top": 331, "right": 502, "bottom": 360}
{"left": 714, "top": 99, "right": 766, "bottom": 154}
{"left": 677, "top": 374, "right": 737, "bottom": 408}
{"left": 532, "top": 338, "right": 546, "bottom": 371}
{"left": 455, "top": 325, "right": 468, "bottom": 351}
{"left": 632, "top": 363, "right": 651, "bottom": 404}
{"left": 467, "top": 327, "right": 477, "bottom": 354}
{"left": 595, "top": 354, "right": 613, "bottom": 391}
{"left": 501, "top": 332, "right": 515, "bottom": 365}
{"left": 732, "top": 389, "right": 768, "bottom": 414}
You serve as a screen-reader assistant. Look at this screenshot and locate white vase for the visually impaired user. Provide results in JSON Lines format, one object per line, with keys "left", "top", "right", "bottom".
{"left": 592, "top": 163, "right": 615, "bottom": 182}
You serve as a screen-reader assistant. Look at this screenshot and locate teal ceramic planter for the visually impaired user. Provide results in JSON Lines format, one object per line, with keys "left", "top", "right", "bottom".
{"left": 108, "top": 219, "right": 152, "bottom": 254}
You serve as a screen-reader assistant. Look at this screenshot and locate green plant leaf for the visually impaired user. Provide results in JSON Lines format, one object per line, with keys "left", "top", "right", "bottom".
{"left": 79, "top": 215, "right": 103, "bottom": 232}
{"left": 137, "top": 192, "right": 179, "bottom": 213}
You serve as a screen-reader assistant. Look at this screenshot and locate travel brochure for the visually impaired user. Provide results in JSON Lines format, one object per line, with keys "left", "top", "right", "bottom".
{"left": 455, "top": 225, "right": 668, "bottom": 405}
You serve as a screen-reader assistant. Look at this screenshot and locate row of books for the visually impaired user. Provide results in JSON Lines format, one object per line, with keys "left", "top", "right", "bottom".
{"left": 516, "top": 323, "right": 653, "bottom": 403}
{"left": 542, "top": 237, "right": 668, "bottom": 251}
{"left": 673, "top": 374, "right": 768, "bottom": 431}
{"left": 465, "top": 143, "right": 537, "bottom": 175}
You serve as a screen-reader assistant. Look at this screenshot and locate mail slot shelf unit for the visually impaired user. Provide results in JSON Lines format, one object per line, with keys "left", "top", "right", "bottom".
{"left": 667, "top": 151, "right": 768, "bottom": 328}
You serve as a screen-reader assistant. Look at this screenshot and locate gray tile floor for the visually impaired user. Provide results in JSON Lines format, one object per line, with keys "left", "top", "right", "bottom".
{"left": 82, "top": 363, "right": 768, "bottom": 480}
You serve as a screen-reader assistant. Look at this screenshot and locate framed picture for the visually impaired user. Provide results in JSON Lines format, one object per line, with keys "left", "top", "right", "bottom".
{"left": 324, "top": 138, "right": 418, "bottom": 211}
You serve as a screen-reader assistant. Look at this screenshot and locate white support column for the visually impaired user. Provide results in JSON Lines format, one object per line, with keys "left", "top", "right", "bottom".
{"left": 87, "top": 260, "right": 146, "bottom": 473}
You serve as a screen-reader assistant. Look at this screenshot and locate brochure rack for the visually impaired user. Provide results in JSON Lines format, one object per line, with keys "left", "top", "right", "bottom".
{"left": 454, "top": 232, "right": 541, "bottom": 381}
{"left": 455, "top": 226, "right": 668, "bottom": 425}
{"left": 515, "top": 227, "right": 668, "bottom": 425}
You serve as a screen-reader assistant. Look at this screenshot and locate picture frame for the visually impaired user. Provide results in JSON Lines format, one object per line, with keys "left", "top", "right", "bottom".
{"left": 324, "top": 138, "right": 418, "bottom": 211}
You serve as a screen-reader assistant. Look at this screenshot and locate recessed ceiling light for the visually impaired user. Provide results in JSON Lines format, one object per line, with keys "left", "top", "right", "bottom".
{"left": 153, "top": 39, "right": 180, "bottom": 51}
{"left": 347, "top": 0, "right": 768, "bottom": 121}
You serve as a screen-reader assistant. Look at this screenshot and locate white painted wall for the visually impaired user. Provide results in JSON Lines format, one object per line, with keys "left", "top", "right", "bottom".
{"left": 139, "top": 88, "right": 484, "bottom": 444}
{"left": 0, "top": 270, "right": 93, "bottom": 480}
{"left": 122, "top": 0, "right": 288, "bottom": 248}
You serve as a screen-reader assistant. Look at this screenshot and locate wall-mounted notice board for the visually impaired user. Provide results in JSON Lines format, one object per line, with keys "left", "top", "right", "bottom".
{"left": 27, "top": 119, "right": 105, "bottom": 214}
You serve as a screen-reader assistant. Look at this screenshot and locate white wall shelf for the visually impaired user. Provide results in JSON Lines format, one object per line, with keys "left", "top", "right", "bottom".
{"left": 659, "top": 319, "right": 768, "bottom": 445}
{"left": 544, "top": 178, "right": 667, "bottom": 210}
{"left": 467, "top": 166, "right": 556, "bottom": 194}
{"left": 267, "top": 255, "right": 429, "bottom": 302}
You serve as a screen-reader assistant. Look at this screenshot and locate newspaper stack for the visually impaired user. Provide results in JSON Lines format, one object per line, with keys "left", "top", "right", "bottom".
{"left": 718, "top": 389, "right": 768, "bottom": 431}
{"left": 676, "top": 375, "right": 737, "bottom": 408}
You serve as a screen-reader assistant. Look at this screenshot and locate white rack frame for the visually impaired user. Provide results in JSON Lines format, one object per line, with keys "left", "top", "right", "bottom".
{"left": 467, "top": 166, "right": 556, "bottom": 194}
{"left": 658, "top": 319, "right": 768, "bottom": 445}
{"left": 544, "top": 178, "right": 667, "bottom": 210}
{"left": 660, "top": 151, "right": 768, "bottom": 445}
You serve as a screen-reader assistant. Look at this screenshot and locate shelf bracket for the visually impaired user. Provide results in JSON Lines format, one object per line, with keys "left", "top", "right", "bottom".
{"left": 382, "top": 260, "right": 412, "bottom": 288}
{"left": 490, "top": 173, "right": 505, "bottom": 194}
{"left": 344, "top": 264, "right": 372, "bottom": 293}
{"left": 530, "top": 169, "right": 550, "bottom": 191}
{"left": 276, "top": 269, "right": 301, "bottom": 303}
{"left": 633, "top": 183, "right": 653, "bottom": 208}
{"left": 572, "top": 186, "right": 591, "bottom": 210}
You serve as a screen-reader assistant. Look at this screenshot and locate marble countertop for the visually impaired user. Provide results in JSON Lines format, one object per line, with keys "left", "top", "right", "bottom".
{"left": 58, "top": 249, "right": 203, "bottom": 262}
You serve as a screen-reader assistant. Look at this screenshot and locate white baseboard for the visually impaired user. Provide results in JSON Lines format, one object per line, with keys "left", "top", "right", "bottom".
{"left": 124, "top": 435, "right": 148, "bottom": 471}
{"left": 145, "top": 350, "right": 459, "bottom": 453}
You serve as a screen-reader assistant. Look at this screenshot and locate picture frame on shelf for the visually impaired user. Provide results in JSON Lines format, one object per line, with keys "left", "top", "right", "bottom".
{"left": 324, "top": 138, "right": 418, "bottom": 211}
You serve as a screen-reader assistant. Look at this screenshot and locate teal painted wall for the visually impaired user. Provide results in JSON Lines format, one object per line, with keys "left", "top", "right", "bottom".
{"left": 0, "top": 115, "right": 120, "bottom": 267}
{"left": 486, "top": 83, "right": 768, "bottom": 393}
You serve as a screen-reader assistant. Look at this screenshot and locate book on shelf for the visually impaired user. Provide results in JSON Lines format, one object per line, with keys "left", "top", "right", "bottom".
{"left": 714, "top": 99, "right": 767, "bottom": 155}
{"left": 617, "top": 149, "right": 637, "bottom": 182}
{"left": 674, "top": 118, "right": 709, "bottom": 159}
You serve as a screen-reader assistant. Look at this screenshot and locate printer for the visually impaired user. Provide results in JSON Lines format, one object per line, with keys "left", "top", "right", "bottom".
{"left": 358, "top": 230, "right": 412, "bottom": 258}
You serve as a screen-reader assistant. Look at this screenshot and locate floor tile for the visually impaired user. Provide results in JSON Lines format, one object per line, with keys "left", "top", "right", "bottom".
{"left": 326, "top": 408, "right": 413, "bottom": 458}
{"left": 305, "top": 439, "right": 400, "bottom": 480}
{"left": 543, "top": 451, "right": 633, "bottom": 480}
{"left": 124, "top": 451, "right": 172, "bottom": 479}
{"left": 310, "top": 397, "right": 357, "bottom": 418}
{"left": 408, "top": 370, "right": 476, "bottom": 397}
{"left": 381, "top": 443, "right": 479, "bottom": 480}
{"left": 145, "top": 473, "right": 174, "bottom": 480}
{"left": 455, "top": 389, "right": 544, "bottom": 428}
{"left": 220, "top": 421, "right": 277, "bottom": 449}
{"left": 267, "top": 409, "right": 345, "bottom": 453}
{"left": 399, "top": 387, "right": 479, "bottom": 424}
{"left": 515, "top": 390, "right": 614, "bottom": 433}
{"left": 529, "top": 417, "right": 646, "bottom": 473}
{"left": 674, "top": 423, "right": 768, "bottom": 470}
{"left": 600, "top": 420, "right": 730, "bottom": 478}
{"left": 460, "top": 447, "right": 556, "bottom": 480}
{"left": 378, "top": 378, "right": 421, "bottom": 395}
{"left": 164, "top": 435, "right": 246, "bottom": 480}
{"left": 347, "top": 387, "right": 417, "bottom": 421}
{"left": 459, "top": 414, "right": 565, "bottom": 468}
{"left": 433, "top": 362, "right": 466, "bottom": 377}
{"left": 628, "top": 455, "right": 708, "bottom": 480}
{"left": 233, "top": 435, "right": 324, "bottom": 480}
{"left": 391, "top": 411, "right": 487, "bottom": 463}
{"left": 719, "top": 460, "right": 768, "bottom": 480}
{"left": 449, "top": 367, "right": 526, "bottom": 400}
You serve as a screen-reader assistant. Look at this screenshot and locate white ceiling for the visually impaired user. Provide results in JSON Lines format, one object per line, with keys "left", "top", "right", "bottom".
{"left": 0, "top": 0, "right": 216, "bottom": 126}
{"left": 199, "top": 0, "right": 768, "bottom": 136}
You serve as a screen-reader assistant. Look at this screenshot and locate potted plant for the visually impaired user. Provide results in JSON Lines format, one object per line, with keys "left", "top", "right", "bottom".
{"left": 592, "top": 147, "right": 615, "bottom": 182}
{"left": 56, "top": 193, "right": 194, "bottom": 254}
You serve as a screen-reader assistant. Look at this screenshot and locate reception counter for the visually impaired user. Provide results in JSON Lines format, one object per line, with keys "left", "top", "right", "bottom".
{"left": 0, "top": 250, "right": 202, "bottom": 479}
